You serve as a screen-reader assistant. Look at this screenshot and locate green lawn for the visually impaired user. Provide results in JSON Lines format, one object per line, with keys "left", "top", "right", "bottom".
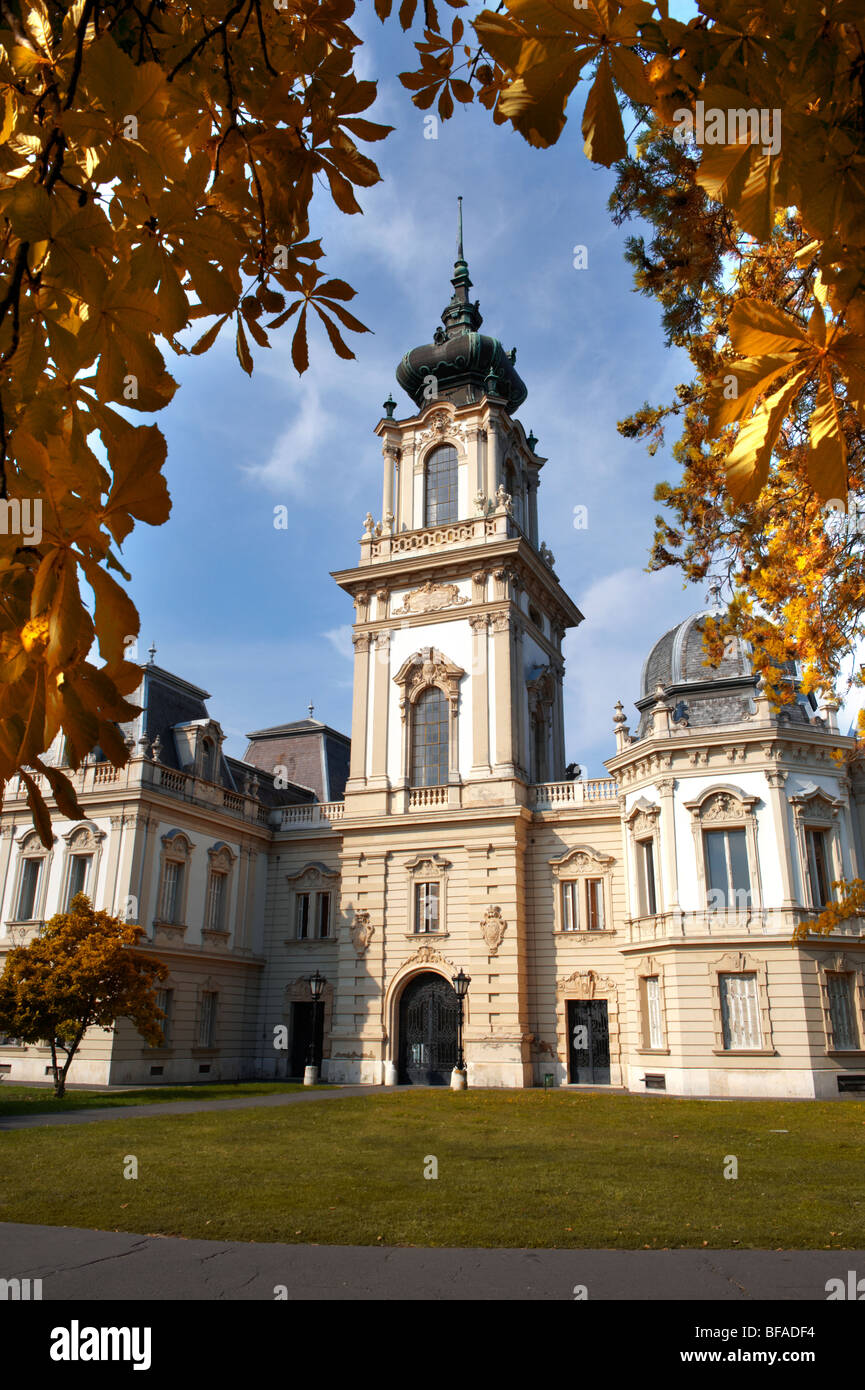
{"left": 0, "top": 1080, "right": 324, "bottom": 1117}
{"left": 1, "top": 1089, "right": 863, "bottom": 1248}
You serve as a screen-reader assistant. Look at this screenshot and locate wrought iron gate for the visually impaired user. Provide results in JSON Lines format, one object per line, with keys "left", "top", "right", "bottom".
{"left": 398, "top": 972, "right": 459, "bottom": 1085}
{"left": 567, "top": 999, "right": 611, "bottom": 1084}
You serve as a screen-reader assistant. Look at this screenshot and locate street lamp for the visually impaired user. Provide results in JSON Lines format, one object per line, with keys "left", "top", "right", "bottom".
{"left": 451, "top": 969, "right": 471, "bottom": 1089}
{"left": 304, "top": 971, "right": 326, "bottom": 1086}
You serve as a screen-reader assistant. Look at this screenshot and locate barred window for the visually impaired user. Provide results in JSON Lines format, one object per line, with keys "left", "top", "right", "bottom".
{"left": 160, "top": 860, "right": 185, "bottom": 924}
{"left": 424, "top": 445, "right": 458, "bottom": 525}
{"left": 199, "top": 992, "right": 217, "bottom": 1048}
{"left": 827, "top": 972, "right": 858, "bottom": 1050}
{"left": 153, "top": 989, "right": 172, "bottom": 1047}
{"left": 411, "top": 687, "right": 449, "bottom": 787}
{"left": 206, "top": 872, "right": 226, "bottom": 931}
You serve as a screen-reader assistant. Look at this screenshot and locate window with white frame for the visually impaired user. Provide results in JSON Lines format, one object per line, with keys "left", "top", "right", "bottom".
{"left": 719, "top": 973, "right": 762, "bottom": 1050}
{"left": 317, "top": 892, "right": 331, "bottom": 938}
{"left": 642, "top": 975, "right": 664, "bottom": 1049}
{"left": 15, "top": 855, "right": 42, "bottom": 921}
{"left": 826, "top": 972, "right": 858, "bottom": 1050}
{"left": 805, "top": 827, "right": 832, "bottom": 908}
{"left": 296, "top": 892, "right": 311, "bottom": 940}
{"left": 160, "top": 860, "right": 185, "bottom": 924}
{"left": 424, "top": 444, "right": 458, "bottom": 525}
{"left": 65, "top": 853, "right": 92, "bottom": 908}
{"left": 205, "top": 870, "right": 226, "bottom": 931}
{"left": 562, "top": 880, "right": 580, "bottom": 931}
{"left": 561, "top": 878, "right": 605, "bottom": 931}
{"left": 639, "top": 838, "right": 658, "bottom": 916}
{"left": 586, "top": 878, "right": 604, "bottom": 931}
{"left": 198, "top": 991, "right": 217, "bottom": 1048}
{"left": 703, "top": 827, "right": 751, "bottom": 910}
{"left": 296, "top": 890, "right": 331, "bottom": 939}
{"left": 411, "top": 686, "right": 449, "bottom": 787}
{"left": 415, "top": 881, "right": 440, "bottom": 933}
{"left": 152, "top": 988, "right": 173, "bottom": 1047}
{"left": 156, "top": 832, "right": 192, "bottom": 927}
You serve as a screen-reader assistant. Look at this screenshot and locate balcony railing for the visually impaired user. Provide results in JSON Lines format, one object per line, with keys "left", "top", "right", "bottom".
{"left": 279, "top": 801, "right": 345, "bottom": 828}
{"left": 532, "top": 778, "right": 618, "bottom": 807}
{"left": 409, "top": 785, "right": 449, "bottom": 809}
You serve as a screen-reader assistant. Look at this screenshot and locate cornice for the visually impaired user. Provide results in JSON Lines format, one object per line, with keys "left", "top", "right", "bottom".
{"left": 331, "top": 536, "right": 583, "bottom": 630}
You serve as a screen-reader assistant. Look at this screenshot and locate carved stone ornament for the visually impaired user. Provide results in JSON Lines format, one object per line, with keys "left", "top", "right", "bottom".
{"left": 417, "top": 411, "right": 466, "bottom": 447}
{"left": 394, "top": 647, "right": 465, "bottom": 718}
{"left": 401, "top": 944, "right": 457, "bottom": 973}
{"left": 701, "top": 793, "right": 744, "bottom": 823}
{"left": 350, "top": 910, "right": 375, "bottom": 955}
{"left": 480, "top": 905, "right": 508, "bottom": 956}
{"left": 557, "top": 968, "right": 616, "bottom": 997}
{"left": 393, "top": 580, "right": 470, "bottom": 616}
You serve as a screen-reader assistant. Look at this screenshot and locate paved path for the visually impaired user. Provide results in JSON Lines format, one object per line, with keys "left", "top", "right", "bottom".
{"left": 0, "top": 1223, "right": 858, "bottom": 1300}
{"left": 0, "top": 1085, "right": 383, "bottom": 1130}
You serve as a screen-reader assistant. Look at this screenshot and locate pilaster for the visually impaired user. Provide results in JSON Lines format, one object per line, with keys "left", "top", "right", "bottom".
{"left": 469, "top": 615, "right": 491, "bottom": 776}
{"left": 346, "top": 632, "right": 371, "bottom": 787}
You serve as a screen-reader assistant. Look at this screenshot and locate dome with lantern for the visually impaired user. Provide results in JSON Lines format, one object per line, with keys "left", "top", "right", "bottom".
{"left": 634, "top": 608, "right": 817, "bottom": 737}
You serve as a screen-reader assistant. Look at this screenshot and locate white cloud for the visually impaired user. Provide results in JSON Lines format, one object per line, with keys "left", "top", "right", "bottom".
{"left": 324, "top": 625, "right": 355, "bottom": 662}
{"left": 563, "top": 565, "right": 700, "bottom": 773}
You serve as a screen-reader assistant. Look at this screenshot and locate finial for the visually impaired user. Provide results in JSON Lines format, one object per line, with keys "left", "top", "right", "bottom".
{"left": 457, "top": 195, "right": 464, "bottom": 261}
{"left": 613, "top": 699, "right": 627, "bottom": 726}
{"left": 527, "top": 429, "right": 537, "bottom": 452}
{"left": 706, "top": 578, "right": 723, "bottom": 611}
{"left": 308, "top": 701, "right": 315, "bottom": 719}
{"left": 148, "top": 641, "right": 156, "bottom": 664}
{"left": 383, "top": 393, "right": 396, "bottom": 419}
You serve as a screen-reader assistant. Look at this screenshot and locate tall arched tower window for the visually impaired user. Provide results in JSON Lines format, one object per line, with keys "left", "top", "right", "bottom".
{"left": 424, "top": 444, "right": 458, "bottom": 525}
{"left": 411, "top": 687, "right": 449, "bottom": 786}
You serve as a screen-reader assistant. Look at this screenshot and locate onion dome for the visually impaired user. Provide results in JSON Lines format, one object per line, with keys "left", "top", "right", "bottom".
{"left": 395, "top": 198, "right": 528, "bottom": 414}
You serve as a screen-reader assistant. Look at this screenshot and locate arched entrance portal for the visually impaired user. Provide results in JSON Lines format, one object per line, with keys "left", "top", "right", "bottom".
{"left": 398, "top": 972, "right": 459, "bottom": 1085}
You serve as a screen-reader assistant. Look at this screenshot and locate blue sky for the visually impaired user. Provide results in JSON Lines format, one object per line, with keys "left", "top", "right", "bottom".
{"left": 121, "top": 4, "right": 724, "bottom": 778}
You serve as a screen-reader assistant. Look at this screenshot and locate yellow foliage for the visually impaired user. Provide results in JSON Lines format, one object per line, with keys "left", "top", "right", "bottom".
{"left": 0, "top": 2, "right": 392, "bottom": 842}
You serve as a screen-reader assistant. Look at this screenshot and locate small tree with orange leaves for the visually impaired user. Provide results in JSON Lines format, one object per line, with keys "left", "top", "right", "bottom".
{"left": 0, "top": 893, "right": 167, "bottom": 1097}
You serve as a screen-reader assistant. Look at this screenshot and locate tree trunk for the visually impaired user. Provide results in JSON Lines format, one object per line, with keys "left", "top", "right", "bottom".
{"left": 57, "top": 1027, "right": 86, "bottom": 1099}
{"left": 50, "top": 1037, "right": 63, "bottom": 1098}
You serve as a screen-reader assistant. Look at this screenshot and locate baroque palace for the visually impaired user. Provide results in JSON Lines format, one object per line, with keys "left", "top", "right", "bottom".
{"left": 3, "top": 231, "right": 865, "bottom": 1101}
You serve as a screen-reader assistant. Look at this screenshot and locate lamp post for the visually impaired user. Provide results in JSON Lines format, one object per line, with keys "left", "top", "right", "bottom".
{"left": 451, "top": 969, "right": 471, "bottom": 1090}
{"left": 304, "top": 971, "right": 326, "bottom": 1086}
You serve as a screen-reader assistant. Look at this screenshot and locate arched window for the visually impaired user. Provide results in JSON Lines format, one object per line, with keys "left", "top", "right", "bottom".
{"left": 201, "top": 737, "right": 215, "bottom": 782}
{"left": 505, "top": 461, "right": 523, "bottom": 529}
{"left": 411, "top": 687, "right": 449, "bottom": 787}
{"left": 424, "top": 445, "right": 458, "bottom": 526}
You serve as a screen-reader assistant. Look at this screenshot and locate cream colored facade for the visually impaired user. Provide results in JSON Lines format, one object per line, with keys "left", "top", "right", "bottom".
{"left": 3, "top": 247, "right": 865, "bottom": 1098}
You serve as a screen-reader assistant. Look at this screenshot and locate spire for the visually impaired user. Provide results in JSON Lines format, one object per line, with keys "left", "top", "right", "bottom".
{"left": 442, "top": 196, "right": 483, "bottom": 340}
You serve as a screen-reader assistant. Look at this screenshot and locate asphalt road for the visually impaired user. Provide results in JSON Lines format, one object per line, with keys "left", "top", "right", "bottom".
{"left": 0, "top": 1223, "right": 860, "bottom": 1300}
